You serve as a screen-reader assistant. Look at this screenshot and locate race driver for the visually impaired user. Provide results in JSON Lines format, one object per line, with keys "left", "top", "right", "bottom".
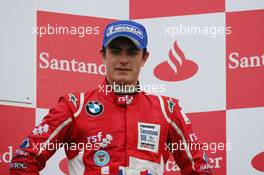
{"left": 10, "top": 20, "right": 213, "bottom": 175}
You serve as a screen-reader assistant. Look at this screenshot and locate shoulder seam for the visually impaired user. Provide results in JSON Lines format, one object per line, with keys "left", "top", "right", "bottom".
{"left": 157, "top": 95, "right": 195, "bottom": 170}
{"left": 74, "top": 92, "right": 84, "bottom": 118}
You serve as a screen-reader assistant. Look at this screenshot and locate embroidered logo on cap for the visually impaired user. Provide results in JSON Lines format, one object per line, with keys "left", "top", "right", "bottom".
{"left": 106, "top": 24, "right": 143, "bottom": 39}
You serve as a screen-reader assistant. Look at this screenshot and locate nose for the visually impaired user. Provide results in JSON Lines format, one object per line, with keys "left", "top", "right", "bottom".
{"left": 119, "top": 53, "right": 129, "bottom": 65}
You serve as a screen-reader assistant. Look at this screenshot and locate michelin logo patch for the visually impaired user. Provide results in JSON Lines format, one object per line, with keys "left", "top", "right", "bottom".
{"left": 106, "top": 24, "right": 143, "bottom": 39}
{"left": 137, "top": 122, "right": 160, "bottom": 153}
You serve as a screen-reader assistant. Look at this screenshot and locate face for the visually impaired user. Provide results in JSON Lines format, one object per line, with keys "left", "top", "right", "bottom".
{"left": 101, "top": 37, "right": 149, "bottom": 86}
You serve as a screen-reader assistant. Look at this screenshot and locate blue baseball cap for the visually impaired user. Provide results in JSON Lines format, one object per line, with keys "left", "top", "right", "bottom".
{"left": 103, "top": 20, "right": 148, "bottom": 49}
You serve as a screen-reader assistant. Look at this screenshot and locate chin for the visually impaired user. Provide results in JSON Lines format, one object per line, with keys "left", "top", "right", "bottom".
{"left": 113, "top": 76, "right": 132, "bottom": 85}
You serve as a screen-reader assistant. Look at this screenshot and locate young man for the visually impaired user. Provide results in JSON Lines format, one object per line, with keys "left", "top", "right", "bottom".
{"left": 10, "top": 20, "right": 213, "bottom": 175}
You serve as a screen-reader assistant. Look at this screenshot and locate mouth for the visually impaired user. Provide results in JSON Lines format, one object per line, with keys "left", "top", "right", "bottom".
{"left": 115, "top": 68, "right": 131, "bottom": 71}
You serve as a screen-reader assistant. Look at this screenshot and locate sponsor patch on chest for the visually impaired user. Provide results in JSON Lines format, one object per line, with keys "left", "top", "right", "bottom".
{"left": 137, "top": 122, "right": 160, "bottom": 153}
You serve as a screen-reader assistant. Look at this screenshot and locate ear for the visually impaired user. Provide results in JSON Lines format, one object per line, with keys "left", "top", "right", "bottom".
{"left": 100, "top": 50, "right": 106, "bottom": 64}
{"left": 141, "top": 51, "right": 149, "bottom": 67}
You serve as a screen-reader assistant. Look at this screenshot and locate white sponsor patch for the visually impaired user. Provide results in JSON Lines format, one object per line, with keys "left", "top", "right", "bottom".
{"left": 137, "top": 122, "right": 160, "bottom": 153}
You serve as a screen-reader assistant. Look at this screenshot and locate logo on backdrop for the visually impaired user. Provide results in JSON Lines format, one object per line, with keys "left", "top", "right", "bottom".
{"left": 59, "top": 158, "right": 68, "bottom": 174}
{"left": 251, "top": 151, "right": 264, "bottom": 172}
{"left": 154, "top": 41, "right": 198, "bottom": 81}
{"left": 0, "top": 146, "right": 13, "bottom": 163}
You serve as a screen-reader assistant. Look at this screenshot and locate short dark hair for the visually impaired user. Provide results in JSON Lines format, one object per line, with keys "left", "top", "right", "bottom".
{"left": 101, "top": 46, "right": 147, "bottom": 56}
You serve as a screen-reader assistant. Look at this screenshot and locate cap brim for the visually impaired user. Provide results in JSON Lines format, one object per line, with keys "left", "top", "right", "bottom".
{"left": 104, "top": 34, "right": 144, "bottom": 49}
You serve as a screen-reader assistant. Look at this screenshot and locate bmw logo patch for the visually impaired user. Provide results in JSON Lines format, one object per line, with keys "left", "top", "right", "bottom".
{"left": 86, "top": 101, "right": 104, "bottom": 116}
{"left": 94, "top": 150, "right": 110, "bottom": 166}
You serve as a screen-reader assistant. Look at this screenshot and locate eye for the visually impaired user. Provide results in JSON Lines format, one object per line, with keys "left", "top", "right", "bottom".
{"left": 110, "top": 49, "right": 120, "bottom": 55}
{"left": 127, "top": 50, "right": 139, "bottom": 56}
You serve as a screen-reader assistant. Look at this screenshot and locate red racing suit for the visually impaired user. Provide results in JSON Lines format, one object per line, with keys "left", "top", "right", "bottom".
{"left": 10, "top": 80, "right": 213, "bottom": 175}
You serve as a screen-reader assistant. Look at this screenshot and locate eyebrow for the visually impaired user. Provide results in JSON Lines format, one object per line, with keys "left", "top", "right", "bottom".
{"left": 108, "top": 45, "right": 139, "bottom": 51}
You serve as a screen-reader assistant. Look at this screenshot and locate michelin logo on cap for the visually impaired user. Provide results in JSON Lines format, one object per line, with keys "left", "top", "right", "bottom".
{"left": 103, "top": 20, "right": 148, "bottom": 49}
{"left": 106, "top": 24, "right": 144, "bottom": 39}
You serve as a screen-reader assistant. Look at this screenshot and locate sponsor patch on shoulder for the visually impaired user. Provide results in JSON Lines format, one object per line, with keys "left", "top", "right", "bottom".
{"left": 69, "top": 93, "right": 78, "bottom": 108}
{"left": 167, "top": 98, "right": 175, "bottom": 113}
{"left": 137, "top": 122, "right": 160, "bottom": 153}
